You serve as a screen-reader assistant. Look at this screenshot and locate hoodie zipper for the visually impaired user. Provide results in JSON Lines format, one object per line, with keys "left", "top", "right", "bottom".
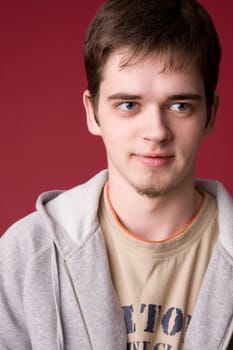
{"left": 51, "top": 244, "right": 65, "bottom": 350}
{"left": 64, "top": 259, "right": 94, "bottom": 350}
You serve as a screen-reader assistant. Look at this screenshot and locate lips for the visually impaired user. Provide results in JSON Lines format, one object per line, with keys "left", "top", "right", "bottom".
{"left": 134, "top": 153, "right": 174, "bottom": 167}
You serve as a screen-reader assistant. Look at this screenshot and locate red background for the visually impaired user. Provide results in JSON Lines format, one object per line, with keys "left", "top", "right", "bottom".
{"left": 1, "top": 1, "right": 232, "bottom": 235}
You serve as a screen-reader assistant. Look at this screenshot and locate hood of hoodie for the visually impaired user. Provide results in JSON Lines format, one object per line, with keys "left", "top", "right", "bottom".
{"left": 36, "top": 170, "right": 233, "bottom": 259}
{"left": 195, "top": 178, "right": 233, "bottom": 258}
{"left": 35, "top": 170, "right": 108, "bottom": 258}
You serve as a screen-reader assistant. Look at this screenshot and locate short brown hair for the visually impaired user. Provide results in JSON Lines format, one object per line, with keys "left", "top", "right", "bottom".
{"left": 84, "top": 0, "right": 221, "bottom": 120}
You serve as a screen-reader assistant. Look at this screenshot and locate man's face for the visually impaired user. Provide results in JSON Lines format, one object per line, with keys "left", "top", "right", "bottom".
{"left": 84, "top": 49, "right": 217, "bottom": 198}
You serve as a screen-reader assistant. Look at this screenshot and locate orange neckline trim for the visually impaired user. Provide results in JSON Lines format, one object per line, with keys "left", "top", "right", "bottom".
{"left": 105, "top": 182, "right": 205, "bottom": 243}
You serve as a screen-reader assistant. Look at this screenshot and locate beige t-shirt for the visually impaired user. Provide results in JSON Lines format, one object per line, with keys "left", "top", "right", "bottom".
{"left": 98, "top": 184, "right": 218, "bottom": 350}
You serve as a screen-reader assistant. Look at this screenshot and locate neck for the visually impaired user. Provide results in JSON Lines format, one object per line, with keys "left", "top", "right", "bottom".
{"left": 107, "top": 176, "right": 201, "bottom": 242}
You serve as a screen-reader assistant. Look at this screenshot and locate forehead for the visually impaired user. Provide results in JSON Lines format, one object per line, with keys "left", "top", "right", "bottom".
{"left": 100, "top": 48, "right": 204, "bottom": 96}
{"left": 104, "top": 46, "right": 200, "bottom": 73}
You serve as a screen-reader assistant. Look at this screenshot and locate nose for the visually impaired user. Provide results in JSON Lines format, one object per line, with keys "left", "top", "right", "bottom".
{"left": 141, "top": 106, "right": 172, "bottom": 144}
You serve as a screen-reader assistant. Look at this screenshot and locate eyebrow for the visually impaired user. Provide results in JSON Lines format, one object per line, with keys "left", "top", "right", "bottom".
{"left": 107, "top": 93, "right": 143, "bottom": 101}
{"left": 107, "top": 93, "right": 202, "bottom": 101}
{"left": 167, "top": 94, "right": 202, "bottom": 101}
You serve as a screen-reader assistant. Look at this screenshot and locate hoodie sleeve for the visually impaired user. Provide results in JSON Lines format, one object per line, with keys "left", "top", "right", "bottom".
{"left": 0, "top": 219, "right": 33, "bottom": 349}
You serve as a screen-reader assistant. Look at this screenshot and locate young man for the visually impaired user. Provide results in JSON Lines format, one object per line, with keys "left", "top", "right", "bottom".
{"left": 0, "top": 0, "right": 232, "bottom": 349}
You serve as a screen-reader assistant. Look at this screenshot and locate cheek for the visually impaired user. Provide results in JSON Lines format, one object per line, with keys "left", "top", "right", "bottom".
{"left": 100, "top": 127, "right": 123, "bottom": 150}
{"left": 185, "top": 134, "right": 204, "bottom": 159}
{"left": 101, "top": 120, "right": 133, "bottom": 143}
{"left": 176, "top": 124, "right": 205, "bottom": 153}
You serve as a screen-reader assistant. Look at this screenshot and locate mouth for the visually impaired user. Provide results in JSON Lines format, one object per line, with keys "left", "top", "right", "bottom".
{"left": 134, "top": 153, "right": 174, "bottom": 167}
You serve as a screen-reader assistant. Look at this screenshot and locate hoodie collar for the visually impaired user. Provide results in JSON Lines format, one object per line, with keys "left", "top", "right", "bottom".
{"left": 36, "top": 171, "right": 233, "bottom": 259}
{"left": 195, "top": 179, "right": 233, "bottom": 258}
{"left": 36, "top": 170, "right": 108, "bottom": 257}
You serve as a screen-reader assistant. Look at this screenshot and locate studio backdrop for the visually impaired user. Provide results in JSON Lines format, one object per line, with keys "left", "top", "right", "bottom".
{"left": 0, "top": 0, "right": 232, "bottom": 234}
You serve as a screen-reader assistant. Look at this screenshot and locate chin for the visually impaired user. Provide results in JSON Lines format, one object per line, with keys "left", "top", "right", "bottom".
{"left": 132, "top": 174, "right": 188, "bottom": 199}
{"left": 133, "top": 182, "right": 174, "bottom": 198}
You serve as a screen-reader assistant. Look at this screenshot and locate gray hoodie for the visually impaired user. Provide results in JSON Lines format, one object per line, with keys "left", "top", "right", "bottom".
{"left": 0, "top": 170, "right": 232, "bottom": 349}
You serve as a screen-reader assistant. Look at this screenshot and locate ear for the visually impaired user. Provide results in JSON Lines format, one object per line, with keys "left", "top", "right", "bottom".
{"left": 83, "top": 90, "right": 101, "bottom": 136}
{"left": 204, "top": 94, "right": 220, "bottom": 136}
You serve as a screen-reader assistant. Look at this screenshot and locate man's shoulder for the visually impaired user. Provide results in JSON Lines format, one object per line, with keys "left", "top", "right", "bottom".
{"left": 0, "top": 211, "right": 52, "bottom": 262}
{"left": 0, "top": 170, "right": 109, "bottom": 261}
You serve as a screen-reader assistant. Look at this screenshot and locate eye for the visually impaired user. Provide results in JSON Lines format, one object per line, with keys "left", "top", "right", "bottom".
{"left": 169, "top": 102, "right": 191, "bottom": 113}
{"left": 118, "top": 102, "right": 138, "bottom": 111}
